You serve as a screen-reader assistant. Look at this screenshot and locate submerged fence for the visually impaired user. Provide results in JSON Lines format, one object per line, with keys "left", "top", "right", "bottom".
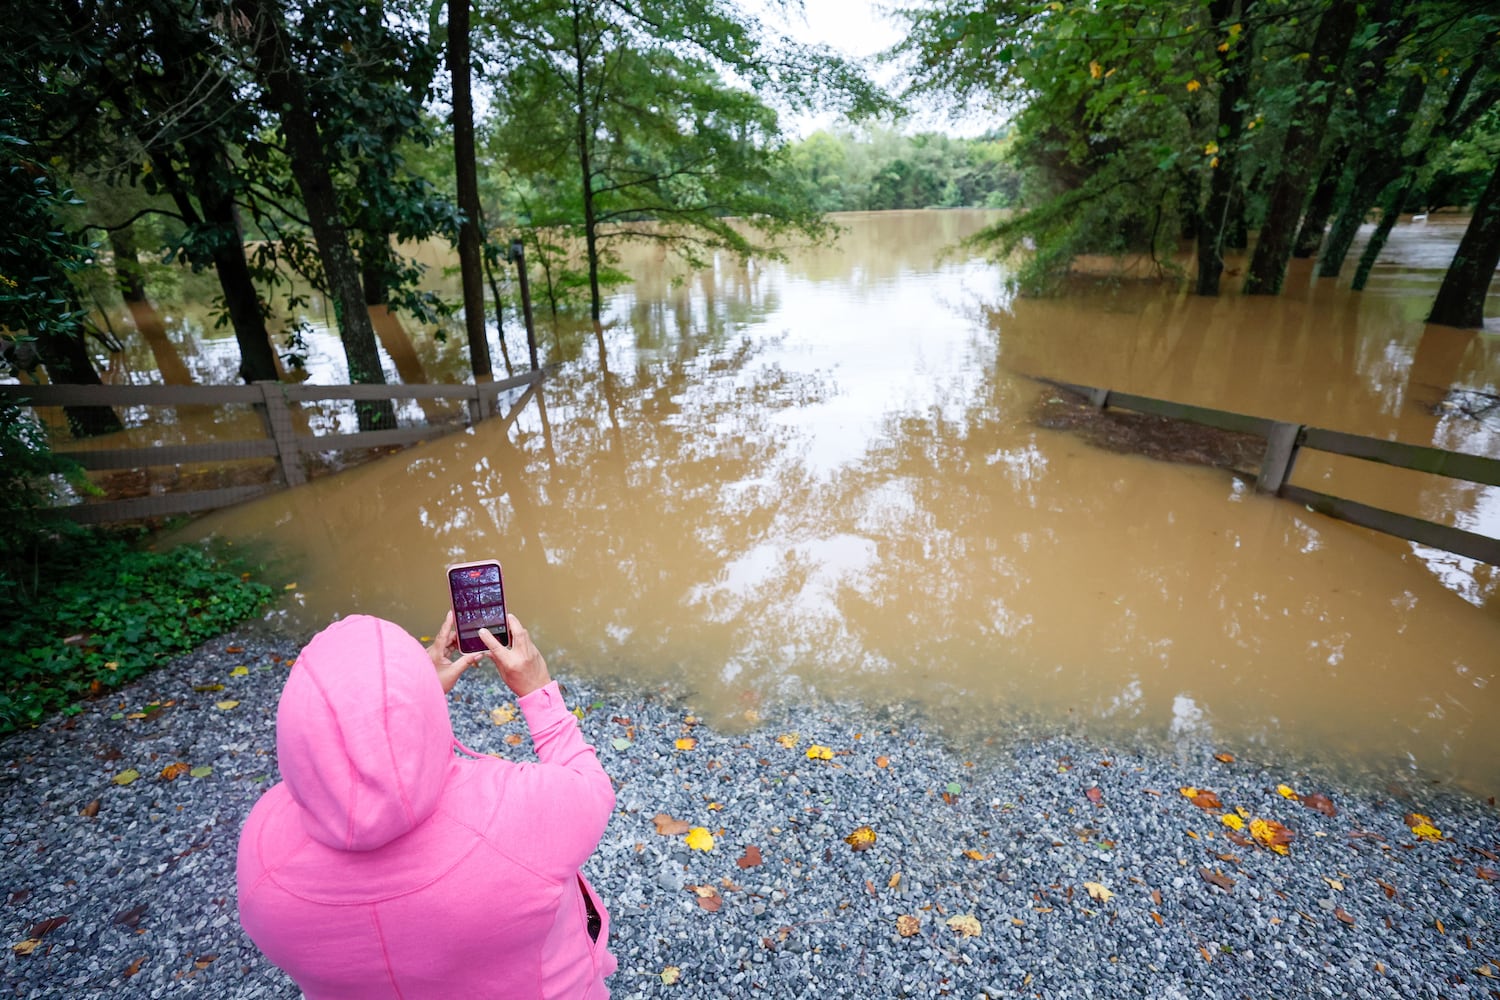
{"left": 0, "top": 371, "right": 541, "bottom": 524}
{"left": 1052, "top": 380, "right": 1500, "bottom": 565}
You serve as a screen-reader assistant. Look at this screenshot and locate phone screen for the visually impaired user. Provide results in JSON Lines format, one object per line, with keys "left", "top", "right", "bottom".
{"left": 448, "top": 562, "right": 510, "bottom": 652}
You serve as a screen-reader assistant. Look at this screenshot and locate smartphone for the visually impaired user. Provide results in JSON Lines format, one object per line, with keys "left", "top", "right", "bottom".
{"left": 446, "top": 560, "right": 511, "bottom": 652}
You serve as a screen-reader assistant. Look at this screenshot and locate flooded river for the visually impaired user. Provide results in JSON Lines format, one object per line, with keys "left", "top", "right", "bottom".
{"left": 142, "top": 211, "right": 1499, "bottom": 795}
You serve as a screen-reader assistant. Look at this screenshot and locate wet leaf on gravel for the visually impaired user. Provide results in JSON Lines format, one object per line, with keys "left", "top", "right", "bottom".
{"left": 1277, "top": 784, "right": 1298, "bottom": 799}
{"left": 687, "top": 884, "right": 722, "bottom": 912}
{"left": 1083, "top": 882, "right": 1114, "bottom": 903}
{"left": 27, "top": 916, "right": 68, "bottom": 939}
{"left": 1301, "top": 792, "right": 1337, "bottom": 817}
{"left": 896, "top": 915, "right": 920, "bottom": 937}
{"left": 1321, "top": 876, "right": 1344, "bottom": 891}
{"left": 12, "top": 939, "right": 43, "bottom": 956}
{"left": 193, "top": 954, "right": 217, "bottom": 969}
{"left": 945, "top": 914, "right": 981, "bottom": 938}
{"left": 1405, "top": 813, "right": 1443, "bottom": 841}
{"left": 888, "top": 872, "right": 901, "bottom": 889}
{"left": 806, "top": 745, "right": 834, "bottom": 760}
{"left": 230, "top": 666, "right": 249, "bottom": 677}
{"left": 1191, "top": 790, "right": 1222, "bottom": 811}
{"left": 1220, "top": 814, "right": 1244, "bottom": 831}
{"left": 875, "top": 755, "right": 890, "bottom": 768}
{"left": 610, "top": 737, "right": 632, "bottom": 751}
{"left": 1214, "top": 752, "right": 1235, "bottom": 763}
{"left": 685, "top": 827, "right": 715, "bottom": 851}
{"left": 489, "top": 704, "right": 517, "bottom": 725}
{"left": 225, "top": 646, "right": 244, "bottom": 653}
{"left": 844, "top": 826, "right": 877, "bottom": 852}
{"left": 1335, "top": 907, "right": 1355, "bottom": 925}
{"left": 114, "top": 904, "right": 148, "bottom": 928}
{"left": 1250, "top": 818, "right": 1293, "bottom": 855}
{"left": 160, "top": 762, "right": 190, "bottom": 782}
{"left": 1375, "top": 878, "right": 1398, "bottom": 898}
{"left": 113, "top": 769, "right": 140, "bottom": 786}
{"left": 192, "top": 684, "right": 224, "bottom": 693}
{"left": 661, "top": 966, "right": 681, "bottom": 985}
{"left": 1476, "top": 867, "right": 1498, "bottom": 881}
{"left": 189, "top": 766, "right": 213, "bottom": 778}
{"left": 1198, "top": 867, "right": 1235, "bottom": 891}
{"left": 653, "top": 813, "right": 691, "bottom": 836}
{"left": 776, "top": 732, "right": 799, "bottom": 749}
{"left": 123, "top": 955, "right": 147, "bottom": 978}
{"left": 674, "top": 738, "right": 697, "bottom": 751}
{"left": 1085, "top": 786, "right": 1103, "bottom": 805}
{"left": 962, "top": 849, "right": 992, "bottom": 861}
{"left": 214, "top": 700, "right": 239, "bottom": 711}
{"left": 503, "top": 734, "right": 523, "bottom": 746}
{"left": 80, "top": 799, "right": 100, "bottom": 817}
{"left": 736, "top": 845, "right": 763, "bottom": 869}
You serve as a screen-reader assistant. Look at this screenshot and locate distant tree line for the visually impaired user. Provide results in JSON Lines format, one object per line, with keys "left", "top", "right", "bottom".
{"left": 783, "top": 127, "right": 1022, "bottom": 212}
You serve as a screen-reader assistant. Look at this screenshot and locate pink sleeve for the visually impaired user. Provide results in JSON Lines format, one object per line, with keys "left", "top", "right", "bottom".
{"left": 512, "top": 681, "right": 615, "bottom": 874}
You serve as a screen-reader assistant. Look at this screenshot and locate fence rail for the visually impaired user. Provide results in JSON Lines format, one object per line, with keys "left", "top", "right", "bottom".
{"left": 1, "top": 372, "right": 542, "bottom": 524}
{"left": 1050, "top": 380, "right": 1500, "bottom": 565}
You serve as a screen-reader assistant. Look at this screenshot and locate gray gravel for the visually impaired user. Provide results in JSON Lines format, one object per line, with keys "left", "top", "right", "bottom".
{"left": 3, "top": 629, "right": 1498, "bottom": 999}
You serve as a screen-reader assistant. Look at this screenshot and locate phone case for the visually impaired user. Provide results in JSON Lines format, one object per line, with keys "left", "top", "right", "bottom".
{"left": 446, "top": 560, "right": 511, "bottom": 652}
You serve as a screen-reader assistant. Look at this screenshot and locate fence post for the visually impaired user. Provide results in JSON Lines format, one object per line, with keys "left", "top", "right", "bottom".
{"left": 1086, "top": 387, "right": 1110, "bottom": 410}
{"left": 256, "top": 381, "right": 306, "bottom": 487}
{"left": 1257, "top": 421, "right": 1301, "bottom": 495}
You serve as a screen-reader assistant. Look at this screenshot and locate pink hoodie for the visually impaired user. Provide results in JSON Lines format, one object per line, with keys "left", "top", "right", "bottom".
{"left": 237, "top": 615, "right": 616, "bottom": 998}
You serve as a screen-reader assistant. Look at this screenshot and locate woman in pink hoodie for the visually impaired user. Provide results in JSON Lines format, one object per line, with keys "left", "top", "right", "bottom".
{"left": 237, "top": 612, "right": 616, "bottom": 998}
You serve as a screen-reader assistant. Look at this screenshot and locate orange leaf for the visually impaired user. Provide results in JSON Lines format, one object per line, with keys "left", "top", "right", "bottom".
{"left": 687, "top": 884, "right": 722, "bottom": 912}
{"left": 159, "top": 762, "right": 190, "bottom": 782}
{"left": 1198, "top": 867, "right": 1234, "bottom": 892}
{"left": 875, "top": 755, "right": 890, "bottom": 769}
{"left": 675, "top": 737, "right": 698, "bottom": 751}
{"left": 1085, "top": 786, "right": 1103, "bottom": 806}
{"left": 1190, "top": 790, "right": 1223, "bottom": 811}
{"left": 1300, "top": 793, "right": 1337, "bottom": 818}
{"left": 962, "top": 849, "right": 992, "bottom": 861}
{"left": 652, "top": 813, "right": 690, "bottom": 836}
{"left": 503, "top": 734, "right": 523, "bottom": 746}
{"left": 845, "top": 825, "right": 877, "bottom": 851}
{"left": 1335, "top": 908, "right": 1355, "bottom": 925}
{"left": 123, "top": 955, "right": 147, "bottom": 977}
{"left": 1214, "top": 752, "right": 1235, "bottom": 763}
{"left": 1151, "top": 911, "right": 1164, "bottom": 925}
{"left": 736, "top": 845, "right": 763, "bottom": 869}
{"left": 895, "top": 915, "right": 920, "bottom": 937}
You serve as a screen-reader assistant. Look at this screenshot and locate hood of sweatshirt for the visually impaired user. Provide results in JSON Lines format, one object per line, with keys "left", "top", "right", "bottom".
{"left": 275, "top": 615, "right": 454, "bottom": 852}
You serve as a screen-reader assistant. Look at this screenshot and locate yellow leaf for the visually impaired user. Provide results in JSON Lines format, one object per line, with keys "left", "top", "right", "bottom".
{"left": 895, "top": 914, "right": 920, "bottom": 937}
{"left": 1236, "top": 806, "right": 1250, "bottom": 819}
{"left": 1276, "top": 784, "right": 1298, "bottom": 799}
{"left": 1249, "top": 818, "right": 1293, "bottom": 855}
{"left": 283, "top": 582, "right": 298, "bottom": 590}
{"left": 1217, "top": 41, "right": 1230, "bottom": 52}
{"left": 1083, "top": 882, "right": 1114, "bottom": 903}
{"left": 776, "top": 732, "right": 799, "bottom": 749}
{"left": 112, "top": 768, "right": 140, "bottom": 786}
{"left": 945, "top": 914, "right": 982, "bottom": 938}
{"left": 845, "top": 825, "right": 877, "bottom": 851}
{"left": 888, "top": 872, "right": 902, "bottom": 889}
{"left": 1210, "top": 156, "right": 1221, "bottom": 168}
{"left": 806, "top": 745, "right": 834, "bottom": 760}
{"left": 675, "top": 737, "right": 698, "bottom": 751}
{"left": 660, "top": 965, "right": 681, "bottom": 985}
{"left": 1178, "top": 787, "right": 1198, "bottom": 799}
{"left": 685, "top": 827, "right": 715, "bottom": 851}
{"left": 572, "top": 707, "right": 585, "bottom": 721}
{"left": 1220, "top": 814, "right": 1244, "bottom": 831}
{"left": 1321, "top": 876, "right": 1344, "bottom": 891}
{"left": 962, "top": 849, "right": 991, "bottom": 861}
{"left": 105, "top": 661, "right": 119, "bottom": 671}
{"left": 11, "top": 938, "right": 42, "bottom": 956}
{"left": 1204, "top": 142, "right": 1219, "bottom": 156}
{"left": 230, "top": 666, "right": 249, "bottom": 677}
{"left": 1089, "top": 60, "right": 1103, "bottom": 79}
{"left": 490, "top": 704, "right": 517, "bottom": 725}
{"left": 1186, "top": 80, "right": 1202, "bottom": 92}
{"left": 214, "top": 700, "right": 239, "bottom": 711}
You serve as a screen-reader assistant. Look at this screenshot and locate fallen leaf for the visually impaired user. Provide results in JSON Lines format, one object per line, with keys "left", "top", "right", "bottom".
{"left": 1300, "top": 793, "right": 1337, "bottom": 817}
{"left": 1335, "top": 907, "right": 1355, "bottom": 925}
{"left": 225, "top": 645, "right": 244, "bottom": 653}
{"left": 1085, "top": 786, "right": 1104, "bottom": 805}
{"left": 80, "top": 799, "right": 100, "bottom": 818}
{"left": 28, "top": 916, "right": 69, "bottom": 939}
{"left": 504, "top": 734, "right": 523, "bottom": 746}
{"left": 1476, "top": 867, "right": 1498, "bottom": 881}
{"left": 685, "top": 827, "right": 715, "bottom": 851}
{"left": 1321, "top": 876, "right": 1344, "bottom": 892}
{"left": 114, "top": 904, "right": 147, "bottom": 928}
{"left": 875, "top": 755, "right": 890, "bottom": 769}
{"left": 113, "top": 769, "right": 140, "bottom": 786}
{"left": 214, "top": 700, "right": 239, "bottom": 711}
{"left": 661, "top": 966, "right": 681, "bottom": 985}
{"left": 1276, "top": 784, "right": 1298, "bottom": 800}
{"left": 1214, "top": 753, "right": 1235, "bottom": 763}
{"left": 1151, "top": 889, "right": 1163, "bottom": 906}
{"left": 283, "top": 582, "right": 298, "bottom": 590}
{"left": 1436, "top": 918, "right": 1445, "bottom": 934}
{"left": 675, "top": 738, "right": 698, "bottom": 751}
{"left": 189, "top": 766, "right": 213, "bottom": 778}
{"left": 776, "top": 732, "right": 799, "bottom": 749}
{"left": 1179, "top": 786, "right": 1199, "bottom": 798}
{"left": 123, "top": 955, "right": 147, "bottom": 978}
{"left": 1083, "top": 882, "right": 1114, "bottom": 903}
{"left": 896, "top": 915, "right": 921, "bottom": 937}
{"left": 1199, "top": 945, "right": 1213, "bottom": 963}
{"left": 653, "top": 813, "right": 691, "bottom": 836}
{"left": 1226, "top": 831, "right": 1253, "bottom": 847}
{"left": 160, "top": 762, "right": 190, "bottom": 782}
{"left": 1250, "top": 818, "right": 1294, "bottom": 855}
{"left": 192, "top": 684, "right": 224, "bottom": 693}
{"left": 806, "top": 745, "right": 834, "bottom": 760}
{"left": 687, "top": 884, "right": 722, "bottom": 912}
{"left": 844, "top": 825, "right": 877, "bottom": 852}
{"left": 945, "top": 914, "right": 982, "bottom": 938}
{"left": 610, "top": 737, "right": 632, "bottom": 751}
{"left": 1375, "top": 878, "right": 1397, "bottom": 898}
{"left": 489, "top": 704, "right": 517, "bottom": 725}
{"left": 962, "top": 849, "right": 992, "bottom": 861}
{"left": 1190, "top": 790, "right": 1223, "bottom": 811}
{"left": 11, "top": 939, "right": 40, "bottom": 956}
{"left": 1220, "top": 814, "right": 1245, "bottom": 831}
{"left": 1198, "top": 867, "right": 1235, "bottom": 891}
{"left": 193, "top": 954, "right": 217, "bottom": 969}
{"left": 1405, "top": 813, "right": 1443, "bottom": 841}
{"left": 888, "top": 872, "right": 902, "bottom": 889}
{"left": 1151, "top": 911, "right": 1164, "bottom": 925}
{"left": 230, "top": 666, "right": 249, "bottom": 677}
{"left": 736, "top": 845, "right": 763, "bottom": 869}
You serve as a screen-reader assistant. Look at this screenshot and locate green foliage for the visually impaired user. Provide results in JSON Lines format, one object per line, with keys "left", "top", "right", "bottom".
{"left": 783, "top": 127, "right": 1021, "bottom": 211}
{"left": 0, "top": 531, "right": 272, "bottom": 734}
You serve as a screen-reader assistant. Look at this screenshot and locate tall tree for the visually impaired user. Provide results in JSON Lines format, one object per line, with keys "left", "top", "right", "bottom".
{"left": 1427, "top": 157, "right": 1500, "bottom": 328}
{"left": 449, "top": 0, "right": 493, "bottom": 379}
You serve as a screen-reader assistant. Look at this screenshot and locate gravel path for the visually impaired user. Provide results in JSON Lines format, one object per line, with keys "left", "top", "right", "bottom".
{"left": 3, "top": 629, "right": 1498, "bottom": 999}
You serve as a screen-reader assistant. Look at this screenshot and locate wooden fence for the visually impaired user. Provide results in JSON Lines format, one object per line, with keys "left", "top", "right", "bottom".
{"left": 1052, "top": 380, "right": 1500, "bottom": 565}
{"left": 0, "top": 371, "right": 542, "bottom": 524}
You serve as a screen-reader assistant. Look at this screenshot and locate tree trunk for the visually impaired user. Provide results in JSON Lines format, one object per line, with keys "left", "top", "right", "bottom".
{"left": 1428, "top": 158, "right": 1500, "bottom": 329}
{"left": 108, "top": 226, "right": 147, "bottom": 304}
{"left": 1351, "top": 176, "right": 1412, "bottom": 291}
{"left": 34, "top": 317, "right": 124, "bottom": 438}
{"left": 571, "top": 2, "right": 603, "bottom": 322}
{"left": 1292, "top": 151, "right": 1346, "bottom": 258}
{"left": 360, "top": 234, "right": 392, "bottom": 307}
{"left": 1195, "top": 0, "right": 1250, "bottom": 296}
{"left": 234, "top": 0, "right": 395, "bottom": 430}
{"left": 1243, "top": 0, "right": 1359, "bottom": 295}
{"left": 448, "top": 0, "right": 493, "bottom": 381}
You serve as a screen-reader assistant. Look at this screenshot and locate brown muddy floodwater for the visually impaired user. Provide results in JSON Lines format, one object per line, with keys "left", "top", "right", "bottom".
{"left": 151, "top": 210, "right": 1500, "bottom": 796}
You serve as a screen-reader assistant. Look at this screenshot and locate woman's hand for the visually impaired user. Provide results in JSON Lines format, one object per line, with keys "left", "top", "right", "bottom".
{"left": 427, "top": 610, "right": 488, "bottom": 694}
{"left": 479, "top": 613, "right": 552, "bottom": 699}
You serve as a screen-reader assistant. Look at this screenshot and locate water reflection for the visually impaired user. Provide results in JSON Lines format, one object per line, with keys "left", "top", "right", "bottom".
{"left": 160, "top": 210, "right": 1500, "bottom": 796}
